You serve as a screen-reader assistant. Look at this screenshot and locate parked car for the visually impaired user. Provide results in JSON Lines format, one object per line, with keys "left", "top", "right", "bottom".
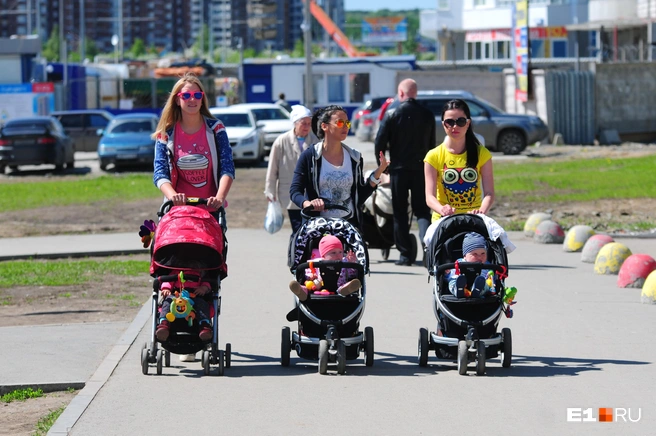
{"left": 97, "top": 113, "right": 159, "bottom": 171}
{"left": 356, "top": 97, "right": 394, "bottom": 142}
{"left": 51, "top": 110, "right": 114, "bottom": 152}
{"left": 382, "top": 90, "right": 548, "bottom": 155}
{"left": 0, "top": 116, "right": 75, "bottom": 174}
{"left": 228, "top": 103, "right": 292, "bottom": 154}
{"left": 210, "top": 106, "right": 266, "bottom": 164}
{"left": 351, "top": 96, "right": 391, "bottom": 132}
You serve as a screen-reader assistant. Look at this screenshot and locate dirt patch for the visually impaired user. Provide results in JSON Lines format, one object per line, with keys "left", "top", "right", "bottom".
{"left": 0, "top": 390, "right": 77, "bottom": 436}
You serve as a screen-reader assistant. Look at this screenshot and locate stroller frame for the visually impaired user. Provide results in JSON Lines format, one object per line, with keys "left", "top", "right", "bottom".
{"left": 141, "top": 199, "right": 231, "bottom": 377}
{"left": 282, "top": 210, "right": 374, "bottom": 374}
{"left": 418, "top": 214, "right": 513, "bottom": 376}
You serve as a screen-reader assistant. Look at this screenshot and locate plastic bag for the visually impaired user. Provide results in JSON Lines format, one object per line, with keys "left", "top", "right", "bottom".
{"left": 264, "top": 200, "right": 284, "bottom": 234}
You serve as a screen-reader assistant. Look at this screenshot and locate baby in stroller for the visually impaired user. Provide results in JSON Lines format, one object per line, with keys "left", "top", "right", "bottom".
{"left": 288, "top": 234, "right": 362, "bottom": 301}
{"left": 445, "top": 232, "right": 496, "bottom": 299}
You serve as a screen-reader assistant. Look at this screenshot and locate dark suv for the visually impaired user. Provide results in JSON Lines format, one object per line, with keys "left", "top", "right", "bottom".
{"left": 51, "top": 110, "right": 114, "bottom": 152}
{"left": 384, "top": 90, "right": 548, "bottom": 155}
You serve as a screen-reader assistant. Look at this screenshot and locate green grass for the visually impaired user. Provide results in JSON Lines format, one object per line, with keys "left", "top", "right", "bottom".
{"left": 494, "top": 155, "right": 656, "bottom": 202}
{"left": 1, "top": 387, "right": 44, "bottom": 403}
{"left": 33, "top": 405, "right": 66, "bottom": 436}
{"left": 0, "top": 174, "right": 157, "bottom": 212}
{"left": 0, "top": 259, "right": 150, "bottom": 288}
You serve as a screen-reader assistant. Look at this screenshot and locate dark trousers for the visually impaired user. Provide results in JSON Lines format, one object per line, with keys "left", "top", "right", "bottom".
{"left": 160, "top": 295, "right": 211, "bottom": 325}
{"left": 288, "top": 209, "right": 303, "bottom": 235}
{"left": 390, "top": 169, "right": 431, "bottom": 261}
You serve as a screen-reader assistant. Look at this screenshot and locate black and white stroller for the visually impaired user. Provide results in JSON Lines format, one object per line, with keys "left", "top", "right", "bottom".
{"left": 420, "top": 214, "right": 513, "bottom": 375}
{"left": 282, "top": 205, "right": 374, "bottom": 374}
{"left": 361, "top": 172, "right": 418, "bottom": 261}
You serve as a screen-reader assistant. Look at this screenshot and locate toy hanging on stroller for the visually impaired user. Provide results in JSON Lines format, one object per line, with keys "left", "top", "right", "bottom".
{"left": 361, "top": 171, "right": 418, "bottom": 262}
{"left": 282, "top": 204, "right": 374, "bottom": 374}
{"left": 141, "top": 198, "right": 231, "bottom": 376}
{"left": 419, "top": 213, "right": 515, "bottom": 376}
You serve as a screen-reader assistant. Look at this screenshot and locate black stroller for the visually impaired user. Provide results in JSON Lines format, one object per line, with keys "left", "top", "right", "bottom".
{"left": 419, "top": 214, "right": 513, "bottom": 375}
{"left": 282, "top": 205, "right": 374, "bottom": 374}
{"left": 361, "top": 173, "right": 418, "bottom": 262}
{"left": 141, "top": 199, "right": 231, "bottom": 376}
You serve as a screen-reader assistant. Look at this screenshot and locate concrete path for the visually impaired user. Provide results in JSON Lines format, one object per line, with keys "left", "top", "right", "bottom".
{"left": 38, "top": 229, "right": 655, "bottom": 436}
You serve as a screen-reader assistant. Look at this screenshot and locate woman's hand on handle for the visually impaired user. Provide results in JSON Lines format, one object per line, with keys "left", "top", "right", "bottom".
{"left": 439, "top": 204, "right": 457, "bottom": 216}
{"left": 170, "top": 192, "right": 187, "bottom": 206}
{"left": 304, "top": 198, "right": 325, "bottom": 211}
{"left": 206, "top": 196, "right": 224, "bottom": 210}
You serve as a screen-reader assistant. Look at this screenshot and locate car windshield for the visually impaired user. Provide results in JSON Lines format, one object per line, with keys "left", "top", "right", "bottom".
{"left": 108, "top": 120, "right": 153, "bottom": 134}
{"left": 251, "top": 108, "right": 288, "bottom": 121}
{"left": 470, "top": 96, "right": 504, "bottom": 114}
{"left": 216, "top": 113, "right": 252, "bottom": 127}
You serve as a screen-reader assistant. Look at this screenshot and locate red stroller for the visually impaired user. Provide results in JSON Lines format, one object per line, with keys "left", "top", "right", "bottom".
{"left": 140, "top": 198, "right": 230, "bottom": 376}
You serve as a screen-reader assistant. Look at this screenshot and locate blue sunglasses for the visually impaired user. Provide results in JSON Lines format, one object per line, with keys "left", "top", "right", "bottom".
{"left": 177, "top": 91, "right": 204, "bottom": 100}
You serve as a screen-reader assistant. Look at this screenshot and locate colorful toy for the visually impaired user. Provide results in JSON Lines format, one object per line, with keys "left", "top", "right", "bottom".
{"left": 486, "top": 270, "right": 494, "bottom": 289}
{"left": 138, "top": 219, "right": 156, "bottom": 248}
{"left": 305, "top": 261, "right": 324, "bottom": 292}
{"left": 503, "top": 286, "right": 517, "bottom": 304}
{"left": 165, "top": 289, "right": 196, "bottom": 326}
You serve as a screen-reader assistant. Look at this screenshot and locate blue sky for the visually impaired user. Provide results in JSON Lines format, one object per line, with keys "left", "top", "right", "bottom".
{"left": 344, "top": 0, "right": 436, "bottom": 11}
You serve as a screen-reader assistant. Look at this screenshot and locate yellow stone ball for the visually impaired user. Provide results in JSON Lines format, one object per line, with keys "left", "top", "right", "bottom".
{"left": 641, "top": 270, "right": 656, "bottom": 304}
{"left": 594, "top": 242, "right": 632, "bottom": 275}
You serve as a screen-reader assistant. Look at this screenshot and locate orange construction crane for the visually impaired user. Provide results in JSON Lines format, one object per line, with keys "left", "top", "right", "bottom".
{"left": 303, "top": 0, "right": 376, "bottom": 57}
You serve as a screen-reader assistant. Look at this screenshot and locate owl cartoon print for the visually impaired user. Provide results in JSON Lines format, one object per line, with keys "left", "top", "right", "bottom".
{"left": 441, "top": 162, "right": 479, "bottom": 210}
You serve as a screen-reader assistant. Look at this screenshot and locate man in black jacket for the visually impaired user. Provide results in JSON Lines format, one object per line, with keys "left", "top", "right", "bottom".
{"left": 374, "top": 79, "right": 434, "bottom": 266}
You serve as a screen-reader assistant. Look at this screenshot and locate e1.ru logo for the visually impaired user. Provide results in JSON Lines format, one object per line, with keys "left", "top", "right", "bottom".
{"left": 567, "top": 408, "right": 641, "bottom": 423}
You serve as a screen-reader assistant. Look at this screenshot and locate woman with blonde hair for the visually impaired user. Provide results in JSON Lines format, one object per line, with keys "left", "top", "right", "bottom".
{"left": 153, "top": 72, "right": 235, "bottom": 217}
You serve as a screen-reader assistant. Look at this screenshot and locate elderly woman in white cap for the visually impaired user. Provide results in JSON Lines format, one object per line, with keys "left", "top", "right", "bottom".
{"left": 264, "top": 104, "right": 319, "bottom": 234}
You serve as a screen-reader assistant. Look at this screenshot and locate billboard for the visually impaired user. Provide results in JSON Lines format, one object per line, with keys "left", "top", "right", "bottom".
{"left": 362, "top": 17, "right": 407, "bottom": 44}
{"left": 513, "top": 0, "right": 529, "bottom": 102}
{"left": 0, "top": 83, "right": 55, "bottom": 124}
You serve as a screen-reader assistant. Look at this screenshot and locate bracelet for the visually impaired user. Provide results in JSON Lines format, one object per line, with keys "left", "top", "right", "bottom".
{"left": 369, "top": 173, "right": 381, "bottom": 185}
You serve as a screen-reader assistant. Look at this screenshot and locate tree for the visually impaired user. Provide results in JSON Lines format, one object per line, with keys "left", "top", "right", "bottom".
{"left": 42, "top": 26, "right": 60, "bottom": 61}
{"left": 130, "top": 38, "right": 146, "bottom": 58}
{"left": 192, "top": 24, "right": 211, "bottom": 58}
{"left": 86, "top": 39, "right": 99, "bottom": 60}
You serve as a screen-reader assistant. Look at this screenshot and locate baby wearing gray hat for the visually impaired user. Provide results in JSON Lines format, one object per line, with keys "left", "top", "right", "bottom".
{"left": 446, "top": 232, "right": 495, "bottom": 298}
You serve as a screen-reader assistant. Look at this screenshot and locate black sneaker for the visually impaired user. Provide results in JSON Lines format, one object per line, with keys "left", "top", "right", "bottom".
{"left": 471, "top": 276, "right": 485, "bottom": 298}
{"left": 455, "top": 275, "right": 467, "bottom": 298}
{"left": 394, "top": 257, "right": 412, "bottom": 266}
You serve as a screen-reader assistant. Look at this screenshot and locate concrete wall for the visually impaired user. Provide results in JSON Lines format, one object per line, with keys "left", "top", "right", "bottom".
{"left": 394, "top": 69, "right": 505, "bottom": 110}
{"left": 595, "top": 62, "right": 656, "bottom": 140}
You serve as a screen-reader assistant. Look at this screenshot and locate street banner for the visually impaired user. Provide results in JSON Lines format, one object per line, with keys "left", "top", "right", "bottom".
{"left": 362, "top": 17, "right": 407, "bottom": 44}
{"left": 513, "top": 0, "right": 529, "bottom": 102}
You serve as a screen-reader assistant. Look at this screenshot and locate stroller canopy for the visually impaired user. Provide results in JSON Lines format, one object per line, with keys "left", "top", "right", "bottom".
{"left": 288, "top": 217, "right": 369, "bottom": 273}
{"left": 151, "top": 206, "right": 225, "bottom": 276}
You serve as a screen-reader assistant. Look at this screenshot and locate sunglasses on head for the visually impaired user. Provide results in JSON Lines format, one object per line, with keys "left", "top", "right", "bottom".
{"left": 177, "top": 91, "right": 204, "bottom": 101}
{"left": 331, "top": 119, "right": 351, "bottom": 129}
{"left": 443, "top": 117, "right": 469, "bottom": 128}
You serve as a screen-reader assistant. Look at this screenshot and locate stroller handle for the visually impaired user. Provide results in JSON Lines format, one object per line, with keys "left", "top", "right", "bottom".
{"left": 158, "top": 198, "right": 226, "bottom": 223}
{"left": 435, "top": 262, "right": 506, "bottom": 275}
{"left": 296, "top": 260, "right": 364, "bottom": 274}
{"left": 301, "top": 202, "right": 352, "bottom": 220}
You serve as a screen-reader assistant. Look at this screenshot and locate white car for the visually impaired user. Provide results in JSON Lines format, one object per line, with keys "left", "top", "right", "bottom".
{"left": 210, "top": 107, "right": 266, "bottom": 164}
{"left": 229, "top": 103, "right": 293, "bottom": 154}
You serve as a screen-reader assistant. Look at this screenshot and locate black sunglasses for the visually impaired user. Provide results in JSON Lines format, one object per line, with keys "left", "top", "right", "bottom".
{"left": 443, "top": 117, "right": 469, "bottom": 128}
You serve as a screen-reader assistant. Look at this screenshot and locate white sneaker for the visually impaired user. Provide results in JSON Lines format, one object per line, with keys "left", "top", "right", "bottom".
{"left": 179, "top": 353, "right": 196, "bottom": 362}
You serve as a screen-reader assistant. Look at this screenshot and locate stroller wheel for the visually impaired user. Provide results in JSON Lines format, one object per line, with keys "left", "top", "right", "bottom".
{"left": 164, "top": 350, "right": 171, "bottom": 367}
{"left": 281, "top": 327, "right": 291, "bottom": 367}
{"left": 225, "top": 343, "right": 232, "bottom": 368}
{"left": 364, "top": 326, "right": 374, "bottom": 367}
{"left": 457, "top": 340, "right": 468, "bottom": 375}
{"left": 156, "top": 350, "right": 164, "bottom": 375}
{"left": 217, "top": 350, "right": 225, "bottom": 376}
{"left": 418, "top": 328, "right": 429, "bottom": 367}
{"left": 202, "top": 350, "right": 210, "bottom": 376}
{"left": 336, "top": 340, "right": 346, "bottom": 375}
{"left": 141, "top": 347, "right": 149, "bottom": 375}
{"left": 381, "top": 248, "right": 390, "bottom": 261}
{"left": 318, "top": 340, "right": 329, "bottom": 375}
{"left": 501, "top": 328, "right": 512, "bottom": 368}
{"left": 409, "top": 234, "right": 418, "bottom": 263}
{"left": 476, "top": 341, "right": 486, "bottom": 376}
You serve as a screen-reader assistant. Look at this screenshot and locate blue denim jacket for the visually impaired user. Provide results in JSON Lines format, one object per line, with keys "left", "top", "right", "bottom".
{"left": 153, "top": 117, "right": 235, "bottom": 192}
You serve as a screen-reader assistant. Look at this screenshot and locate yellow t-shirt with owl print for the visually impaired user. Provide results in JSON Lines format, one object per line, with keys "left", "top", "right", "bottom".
{"left": 424, "top": 143, "right": 492, "bottom": 222}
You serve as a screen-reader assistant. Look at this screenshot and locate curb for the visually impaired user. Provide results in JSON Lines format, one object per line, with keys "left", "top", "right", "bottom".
{"left": 47, "top": 298, "right": 152, "bottom": 435}
{"left": 0, "top": 382, "right": 86, "bottom": 396}
{"left": 0, "top": 249, "right": 146, "bottom": 262}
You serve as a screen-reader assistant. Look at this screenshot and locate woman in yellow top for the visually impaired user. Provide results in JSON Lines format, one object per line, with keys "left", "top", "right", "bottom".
{"left": 424, "top": 99, "right": 495, "bottom": 222}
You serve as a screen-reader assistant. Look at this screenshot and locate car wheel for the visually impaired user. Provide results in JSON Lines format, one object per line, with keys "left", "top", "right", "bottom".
{"left": 497, "top": 129, "right": 526, "bottom": 155}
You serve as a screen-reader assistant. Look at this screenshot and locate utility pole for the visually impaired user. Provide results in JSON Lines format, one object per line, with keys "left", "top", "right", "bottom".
{"left": 208, "top": 1, "right": 214, "bottom": 62}
{"left": 26, "top": 0, "right": 32, "bottom": 34}
{"left": 303, "top": 0, "right": 313, "bottom": 108}
{"left": 118, "top": 0, "right": 123, "bottom": 61}
{"left": 79, "top": 0, "right": 85, "bottom": 62}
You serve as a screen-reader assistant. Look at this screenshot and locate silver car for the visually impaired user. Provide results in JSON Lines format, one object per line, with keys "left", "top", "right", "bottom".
{"left": 383, "top": 90, "right": 549, "bottom": 155}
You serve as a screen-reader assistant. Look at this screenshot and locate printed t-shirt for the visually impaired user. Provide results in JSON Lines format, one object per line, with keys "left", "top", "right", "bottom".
{"left": 174, "top": 125, "right": 215, "bottom": 200}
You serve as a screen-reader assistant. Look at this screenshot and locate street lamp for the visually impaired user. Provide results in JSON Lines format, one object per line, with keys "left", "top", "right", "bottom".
{"left": 111, "top": 34, "right": 119, "bottom": 64}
